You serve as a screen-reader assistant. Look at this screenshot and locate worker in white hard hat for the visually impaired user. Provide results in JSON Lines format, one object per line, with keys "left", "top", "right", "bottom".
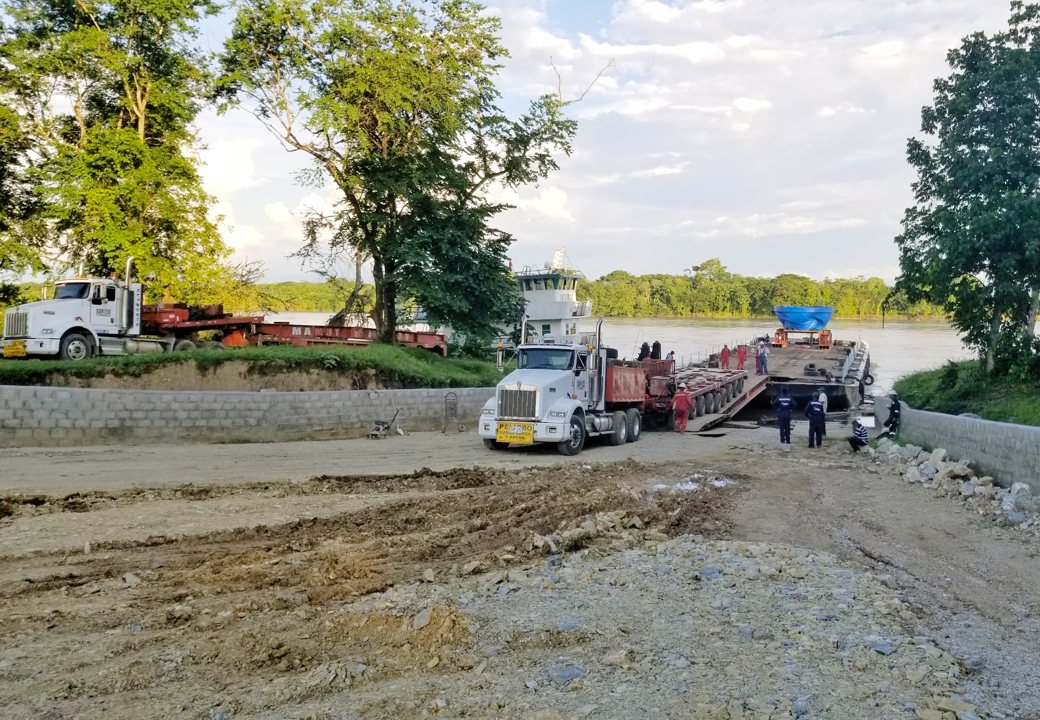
{"left": 670, "top": 382, "right": 692, "bottom": 433}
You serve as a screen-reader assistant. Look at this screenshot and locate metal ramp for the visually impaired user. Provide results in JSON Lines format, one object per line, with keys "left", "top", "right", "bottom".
{"left": 687, "top": 373, "right": 769, "bottom": 432}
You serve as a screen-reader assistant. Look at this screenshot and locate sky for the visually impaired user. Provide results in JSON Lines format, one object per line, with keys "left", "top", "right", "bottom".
{"left": 195, "top": 0, "right": 1012, "bottom": 285}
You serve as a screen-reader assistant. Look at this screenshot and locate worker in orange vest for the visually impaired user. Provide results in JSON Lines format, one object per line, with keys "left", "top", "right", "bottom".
{"left": 719, "top": 344, "right": 731, "bottom": 369}
{"left": 671, "top": 383, "right": 692, "bottom": 433}
{"left": 736, "top": 344, "right": 747, "bottom": 370}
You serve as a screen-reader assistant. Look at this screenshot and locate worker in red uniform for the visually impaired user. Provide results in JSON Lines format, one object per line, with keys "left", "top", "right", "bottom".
{"left": 719, "top": 344, "right": 731, "bottom": 369}
{"left": 736, "top": 344, "right": 747, "bottom": 370}
{"left": 671, "top": 382, "right": 692, "bottom": 433}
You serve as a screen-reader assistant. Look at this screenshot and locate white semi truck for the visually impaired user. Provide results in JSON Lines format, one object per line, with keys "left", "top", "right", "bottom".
{"left": 0, "top": 259, "right": 176, "bottom": 361}
{"left": 478, "top": 321, "right": 659, "bottom": 456}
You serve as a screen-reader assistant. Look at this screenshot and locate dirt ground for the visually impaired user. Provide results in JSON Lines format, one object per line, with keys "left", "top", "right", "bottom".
{"left": 1, "top": 424, "right": 1038, "bottom": 719}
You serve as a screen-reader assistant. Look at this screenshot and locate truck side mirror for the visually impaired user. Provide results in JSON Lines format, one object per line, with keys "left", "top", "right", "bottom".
{"left": 91, "top": 297, "right": 103, "bottom": 305}
{"left": 574, "top": 367, "right": 582, "bottom": 376}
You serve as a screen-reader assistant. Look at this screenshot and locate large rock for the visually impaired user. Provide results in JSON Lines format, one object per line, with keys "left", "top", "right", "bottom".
{"left": 929, "top": 448, "right": 948, "bottom": 463}
{"left": 1010, "top": 482, "right": 1032, "bottom": 497}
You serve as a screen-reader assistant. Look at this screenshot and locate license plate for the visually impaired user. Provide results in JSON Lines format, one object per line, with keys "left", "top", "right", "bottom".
{"left": 497, "top": 421, "right": 534, "bottom": 444}
{"left": 2, "top": 340, "right": 26, "bottom": 358}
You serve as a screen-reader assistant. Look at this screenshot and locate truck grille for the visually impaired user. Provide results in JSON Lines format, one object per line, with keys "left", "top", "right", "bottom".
{"left": 3, "top": 311, "right": 27, "bottom": 338}
{"left": 498, "top": 388, "right": 537, "bottom": 419}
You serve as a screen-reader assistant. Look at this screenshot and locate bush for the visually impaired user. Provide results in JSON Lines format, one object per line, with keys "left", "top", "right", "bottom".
{"left": 894, "top": 360, "right": 1040, "bottom": 426}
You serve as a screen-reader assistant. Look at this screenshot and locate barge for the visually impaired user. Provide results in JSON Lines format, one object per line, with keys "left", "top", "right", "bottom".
{"left": 760, "top": 306, "right": 870, "bottom": 410}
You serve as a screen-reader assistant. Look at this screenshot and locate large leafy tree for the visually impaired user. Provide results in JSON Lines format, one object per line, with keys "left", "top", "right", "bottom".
{"left": 217, "top": 0, "right": 576, "bottom": 343}
{"left": 896, "top": 1, "right": 1040, "bottom": 371}
{"left": 0, "top": 0, "right": 231, "bottom": 302}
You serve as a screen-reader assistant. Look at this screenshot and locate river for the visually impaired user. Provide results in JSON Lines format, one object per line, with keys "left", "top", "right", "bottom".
{"left": 600, "top": 317, "right": 973, "bottom": 394}
{"left": 268, "top": 312, "right": 973, "bottom": 394}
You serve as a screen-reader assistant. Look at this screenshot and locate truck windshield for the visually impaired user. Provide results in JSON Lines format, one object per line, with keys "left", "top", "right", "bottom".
{"left": 518, "top": 348, "right": 574, "bottom": 370}
{"left": 54, "top": 283, "right": 90, "bottom": 299}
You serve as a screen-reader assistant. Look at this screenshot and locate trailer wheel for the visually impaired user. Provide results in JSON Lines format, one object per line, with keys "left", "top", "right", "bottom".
{"left": 557, "top": 416, "right": 586, "bottom": 456}
{"left": 609, "top": 410, "right": 628, "bottom": 446}
{"left": 695, "top": 395, "right": 705, "bottom": 417}
{"left": 201, "top": 340, "right": 226, "bottom": 351}
{"left": 173, "top": 339, "right": 196, "bottom": 352}
{"left": 710, "top": 392, "right": 720, "bottom": 413}
{"left": 59, "top": 332, "right": 93, "bottom": 361}
{"left": 625, "top": 409, "right": 641, "bottom": 442}
{"left": 863, "top": 374, "right": 874, "bottom": 386}
{"left": 483, "top": 439, "right": 509, "bottom": 450}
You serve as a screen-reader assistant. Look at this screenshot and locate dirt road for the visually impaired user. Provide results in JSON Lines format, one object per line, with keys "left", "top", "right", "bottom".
{"left": 1, "top": 425, "right": 1037, "bottom": 718}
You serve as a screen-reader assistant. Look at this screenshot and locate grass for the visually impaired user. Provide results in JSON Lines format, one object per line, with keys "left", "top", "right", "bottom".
{"left": 893, "top": 360, "right": 1040, "bottom": 427}
{"left": 0, "top": 343, "right": 505, "bottom": 389}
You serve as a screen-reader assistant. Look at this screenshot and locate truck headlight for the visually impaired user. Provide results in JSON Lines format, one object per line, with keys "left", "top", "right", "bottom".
{"left": 40, "top": 328, "right": 54, "bottom": 335}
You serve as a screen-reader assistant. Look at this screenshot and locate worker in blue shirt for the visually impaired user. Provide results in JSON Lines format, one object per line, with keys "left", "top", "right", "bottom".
{"left": 805, "top": 395, "right": 826, "bottom": 448}
{"left": 771, "top": 388, "right": 794, "bottom": 444}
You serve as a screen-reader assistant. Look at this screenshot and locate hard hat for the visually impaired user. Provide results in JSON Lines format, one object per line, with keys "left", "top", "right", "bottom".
{"left": 678, "top": 383, "right": 687, "bottom": 389}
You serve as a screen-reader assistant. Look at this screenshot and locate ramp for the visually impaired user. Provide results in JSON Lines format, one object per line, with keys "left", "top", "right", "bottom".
{"left": 687, "top": 373, "right": 769, "bottom": 432}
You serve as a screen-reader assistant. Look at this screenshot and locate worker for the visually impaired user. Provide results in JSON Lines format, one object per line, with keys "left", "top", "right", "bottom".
{"left": 878, "top": 394, "right": 901, "bottom": 438}
{"left": 771, "top": 388, "right": 794, "bottom": 445}
{"left": 637, "top": 342, "right": 651, "bottom": 361}
{"left": 736, "top": 344, "right": 747, "bottom": 370}
{"left": 848, "top": 419, "right": 868, "bottom": 452}
{"left": 805, "top": 394, "right": 826, "bottom": 448}
{"left": 816, "top": 388, "right": 828, "bottom": 436}
{"left": 719, "top": 344, "right": 731, "bottom": 369}
{"left": 651, "top": 340, "right": 662, "bottom": 360}
{"left": 671, "top": 383, "right": 692, "bottom": 433}
{"left": 665, "top": 349, "right": 675, "bottom": 361}
{"left": 757, "top": 342, "right": 770, "bottom": 375}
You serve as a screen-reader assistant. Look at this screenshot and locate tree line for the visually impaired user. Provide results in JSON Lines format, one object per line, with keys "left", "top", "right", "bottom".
{"left": 578, "top": 260, "right": 940, "bottom": 319}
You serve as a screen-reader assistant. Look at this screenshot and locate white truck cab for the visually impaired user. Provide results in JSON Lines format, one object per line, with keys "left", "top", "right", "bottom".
{"left": 1, "top": 260, "right": 144, "bottom": 360}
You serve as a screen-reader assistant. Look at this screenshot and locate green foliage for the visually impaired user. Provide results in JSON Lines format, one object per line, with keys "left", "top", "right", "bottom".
{"left": 0, "top": 0, "right": 232, "bottom": 301}
{"left": 895, "top": 1, "right": 1040, "bottom": 370}
{"left": 0, "top": 344, "right": 502, "bottom": 388}
{"left": 894, "top": 360, "right": 1040, "bottom": 426}
{"left": 217, "top": 0, "right": 573, "bottom": 345}
{"left": 577, "top": 260, "right": 939, "bottom": 319}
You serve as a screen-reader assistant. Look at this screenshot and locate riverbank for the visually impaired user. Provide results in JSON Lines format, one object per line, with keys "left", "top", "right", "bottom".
{"left": 894, "top": 361, "right": 1040, "bottom": 427}
{"left": 1, "top": 426, "right": 1036, "bottom": 718}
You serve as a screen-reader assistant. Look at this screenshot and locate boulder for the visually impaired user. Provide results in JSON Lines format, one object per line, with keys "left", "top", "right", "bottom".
{"left": 959, "top": 481, "right": 975, "bottom": 497}
{"left": 929, "top": 448, "right": 948, "bottom": 463}
{"left": 1010, "top": 482, "right": 1032, "bottom": 497}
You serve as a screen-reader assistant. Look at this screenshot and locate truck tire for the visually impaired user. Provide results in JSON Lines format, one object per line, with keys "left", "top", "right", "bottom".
{"left": 625, "top": 408, "right": 641, "bottom": 442}
{"left": 173, "top": 339, "right": 196, "bottom": 352}
{"left": 609, "top": 410, "right": 628, "bottom": 446}
{"left": 695, "top": 395, "right": 705, "bottom": 417}
{"left": 557, "top": 416, "right": 586, "bottom": 456}
{"left": 710, "top": 392, "right": 720, "bottom": 414}
{"left": 59, "top": 332, "right": 93, "bottom": 361}
{"left": 201, "top": 340, "right": 227, "bottom": 351}
{"left": 483, "top": 439, "right": 509, "bottom": 450}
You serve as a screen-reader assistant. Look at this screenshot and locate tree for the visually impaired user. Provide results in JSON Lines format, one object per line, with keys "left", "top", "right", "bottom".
{"left": 896, "top": 1, "right": 1040, "bottom": 371}
{"left": 0, "top": 0, "right": 231, "bottom": 301}
{"left": 217, "top": 0, "right": 575, "bottom": 343}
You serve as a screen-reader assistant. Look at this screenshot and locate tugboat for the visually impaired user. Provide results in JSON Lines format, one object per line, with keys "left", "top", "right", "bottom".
{"left": 762, "top": 306, "right": 870, "bottom": 410}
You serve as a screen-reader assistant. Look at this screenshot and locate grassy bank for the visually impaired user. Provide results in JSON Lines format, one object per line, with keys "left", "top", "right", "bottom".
{"left": 0, "top": 344, "right": 503, "bottom": 389}
{"left": 893, "top": 361, "right": 1040, "bottom": 427}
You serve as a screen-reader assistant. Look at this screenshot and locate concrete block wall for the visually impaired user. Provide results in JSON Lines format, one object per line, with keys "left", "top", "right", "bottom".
{"left": 875, "top": 400, "right": 1040, "bottom": 489}
{"left": 0, "top": 385, "right": 496, "bottom": 447}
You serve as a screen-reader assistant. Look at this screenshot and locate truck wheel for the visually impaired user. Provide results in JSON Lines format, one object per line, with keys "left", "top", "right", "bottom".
{"left": 557, "top": 416, "right": 586, "bottom": 456}
{"left": 625, "top": 408, "right": 641, "bottom": 442}
{"left": 173, "top": 339, "right": 196, "bottom": 352}
{"left": 60, "top": 332, "right": 93, "bottom": 361}
{"left": 609, "top": 410, "right": 628, "bottom": 446}
{"left": 201, "top": 340, "right": 226, "bottom": 351}
{"left": 483, "top": 439, "right": 509, "bottom": 450}
{"left": 695, "top": 395, "right": 705, "bottom": 417}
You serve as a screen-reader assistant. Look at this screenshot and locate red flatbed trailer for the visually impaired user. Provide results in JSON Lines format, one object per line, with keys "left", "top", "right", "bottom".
{"left": 141, "top": 305, "right": 448, "bottom": 355}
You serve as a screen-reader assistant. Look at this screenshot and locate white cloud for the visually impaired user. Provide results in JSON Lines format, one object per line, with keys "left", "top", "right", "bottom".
{"left": 731, "top": 97, "right": 772, "bottom": 114}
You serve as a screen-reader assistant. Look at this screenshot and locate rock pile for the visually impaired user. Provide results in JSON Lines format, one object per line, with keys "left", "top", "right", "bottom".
{"left": 871, "top": 438, "right": 1039, "bottom": 534}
